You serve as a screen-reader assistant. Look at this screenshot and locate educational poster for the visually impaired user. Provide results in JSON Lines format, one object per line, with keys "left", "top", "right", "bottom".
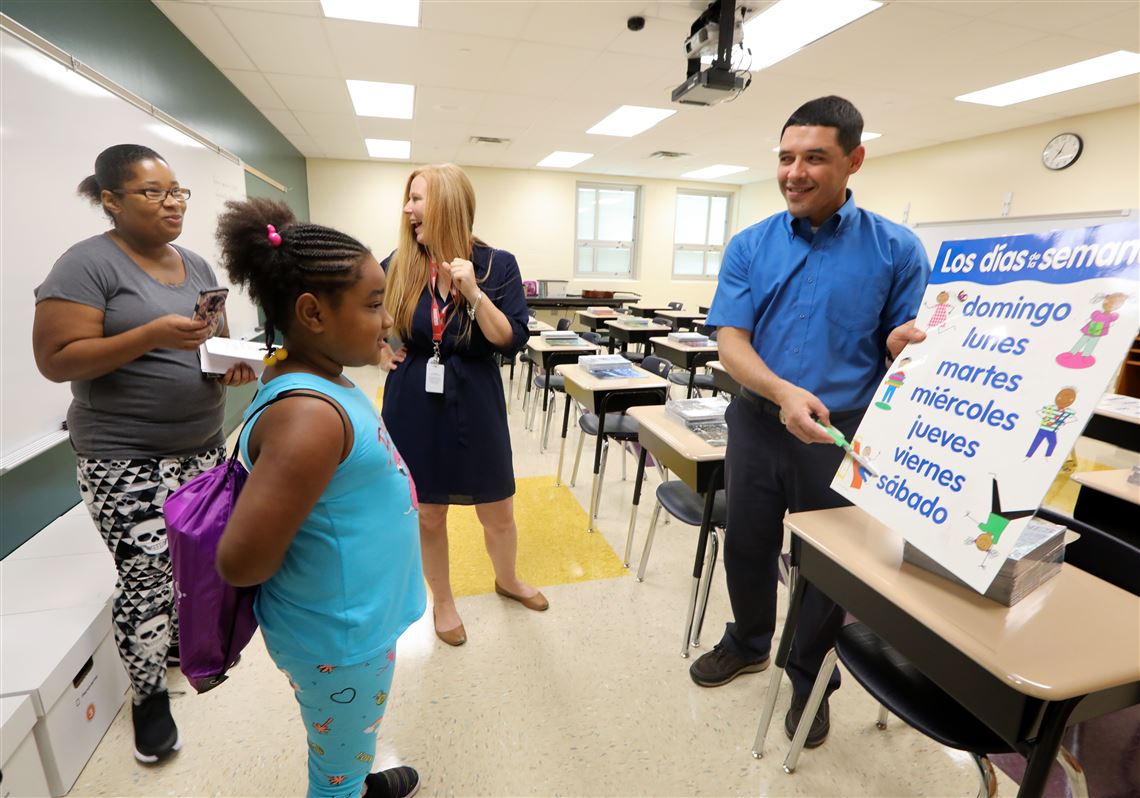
{"left": 833, "top": 221, "right": 1139, "bottom": 593}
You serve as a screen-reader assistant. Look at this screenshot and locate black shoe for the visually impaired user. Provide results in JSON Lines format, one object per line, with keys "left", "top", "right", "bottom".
{"left": 364, "top": 766, "right": 420, "bottom": 798}
{"left": 689, "top": 645, "right": 769, "bottom": 687}
{"left": 784, "top": 692, "right": 830, "bottom": 748}
{"left": 131, "top": 691, "right": 181, "bottom": 763}
{"left": 166, "top": 644, "right": 179, "bottom": 668}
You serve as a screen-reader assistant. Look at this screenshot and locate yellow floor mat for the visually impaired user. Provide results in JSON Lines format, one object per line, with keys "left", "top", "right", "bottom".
{"left": 445, "top": 476, "right": 628, "bottom": 598}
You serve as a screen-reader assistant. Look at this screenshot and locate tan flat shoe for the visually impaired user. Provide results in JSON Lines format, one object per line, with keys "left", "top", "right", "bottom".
{"left": 494, "top": 581, "right": 549, "bottom": 611}
{"left": 433, "top": 608, "right": 467, "bottom": 646}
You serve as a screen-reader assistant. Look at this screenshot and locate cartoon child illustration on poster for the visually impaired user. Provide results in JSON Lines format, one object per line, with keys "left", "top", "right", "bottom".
{"left": 925, "top": 291, "right": 957, "bottom": 333}
{"left": 964, "top": 477, "right": 1036, "bottom": 566}
{"left": 1056, "top": 292, "right": 1129, "bottom": 369}
{"left": 1025, "top": 387, "right": 1078, "bottom": 459}
{"left": 875, "top": 357, "right": 911, "bottom": 411}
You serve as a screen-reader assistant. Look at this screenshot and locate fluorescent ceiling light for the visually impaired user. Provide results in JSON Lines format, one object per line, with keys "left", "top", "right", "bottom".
{"left": 738, "top": 0, "right": 882, "bottom": 72}
{"left": 366, "top": 138, "right": 411, "bottom": 159}
{"left": 587, "top": 105, "right": 675, "bottom": 137}
{"left": 537, "top": 151, "right": 593, "bottom": 168}
{"left": 955, "top": 50, "right": 1140, "bottom": 107}
{"left": 771, "top": 131, "right": 881, "bottom": 152}
{"left": 321, "top": 0, "right": 419, "bottom": 27}
{"left": 681, "top": 164, "right": 748, "bottom": 180}
{"left": 347, "top": 80, "right": 415, "bottom": 119}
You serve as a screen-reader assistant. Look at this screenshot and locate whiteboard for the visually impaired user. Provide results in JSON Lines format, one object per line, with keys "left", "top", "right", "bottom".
{"left": 914, "top": 209, "right": 1138, "bottom": 265}
{"left": 0, "top": 25, "right": 255, "bottom": 466}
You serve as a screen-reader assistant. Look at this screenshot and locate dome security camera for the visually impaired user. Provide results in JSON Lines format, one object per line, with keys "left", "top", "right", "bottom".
{"left": 627, "top": 16, "right": 646, "bottom": 31}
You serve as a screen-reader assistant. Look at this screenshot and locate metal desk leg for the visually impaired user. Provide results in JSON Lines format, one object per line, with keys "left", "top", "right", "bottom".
{"left": 555, "top": 392, "right": 572, "bottom": 487}
{"left": 687, "top": 369, "right": 696, "bottom": 399}
{"left": 1017, "top": 698, "right": 1082, "bottom": 798}
{"left": 681, "top": 484, "right": 718, "bottom": 657}
{"left": 522, "top": 358, "right": 534, "bottom": 415}
{"left": 752, "top": 567, "right": 805, "bottom": 758}
{"left": 624, "top": 446, "right": 649, "bottom": 567}
{"left": 586, "top": 424, "right": 606, "bottom": 533}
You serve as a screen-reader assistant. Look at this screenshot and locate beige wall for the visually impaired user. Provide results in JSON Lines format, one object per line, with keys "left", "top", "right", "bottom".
{"left": 309, "top": 104, "right": 1138, "bottom": 311}
{"left": 306, "top": 160, "right": 741, "bottom": 309}
{"left": 739, "top": 104, "right": 1140, "bottom": 227}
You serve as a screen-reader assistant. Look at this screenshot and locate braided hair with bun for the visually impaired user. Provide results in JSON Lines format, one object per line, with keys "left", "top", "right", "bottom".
{"left": 215, "top": 197, "right": 371, "bottom": 356}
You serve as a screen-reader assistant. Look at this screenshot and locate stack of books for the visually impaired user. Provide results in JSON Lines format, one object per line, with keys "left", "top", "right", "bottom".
{"left": 586, "top": 306, "right": 618, "bottom": 315}
{"left": 621, "top": 317, "right": 652, "bottom": 326}
{"left": 903, "top": 516, "right": 1069, "bottom": 605}
{"left": 667, "top": 331, "right": 711, "bottom": 346}
{"left": 666, "top": 397, "right": 730, "bottom": 446}
{"left": 578, "top": 354, "right": 640, "bottom": 379}
{"left": 541, "top": 330, "right": 583, "bottom": 346}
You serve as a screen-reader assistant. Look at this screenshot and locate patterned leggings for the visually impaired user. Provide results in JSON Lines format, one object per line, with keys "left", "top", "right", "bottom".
{"left": 269, "top": 646, "right": 398, "bottom": 798}
{"left": 76, "top": 447, "right": 225, "bottom": 699}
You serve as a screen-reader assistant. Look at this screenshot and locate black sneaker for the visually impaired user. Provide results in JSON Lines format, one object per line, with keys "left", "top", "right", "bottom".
{"left": 131, "top": 690, "right": 181, "bottom": 763}
{"left": 784, "top": 692, "right": 830, "bottom": 748}
{"left": 364, "top": 766, "right": 420, "bottom": 798}
{"left": 689, "top": 645, "right": 769, "bottom": 687}
{"left": 166, "top": 644, "right": 180, "bottom": 668}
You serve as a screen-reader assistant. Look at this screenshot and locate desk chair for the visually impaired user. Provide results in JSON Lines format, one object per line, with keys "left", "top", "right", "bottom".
{"left": 529, "top": 349, "right": 579, "bottom": 450}
{"left": 667, "top": 301, "right": 684, "bottom": 310}
{"left": 778, "top": 507, "right": 1140, "bottom": 795}
{"left": 522, "top": 316, "right": 572, "bottom": 416}
{"left": 666, "top": 328, "right": 719, "bottom": 397}
{"left": 570, "top": 384, "right": 668, "bottom": 525}
{"left": 570, "top": 355, "right": 671, "bottom": 489}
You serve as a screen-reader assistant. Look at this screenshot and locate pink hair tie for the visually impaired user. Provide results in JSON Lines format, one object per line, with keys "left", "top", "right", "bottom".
{"left": 267, "top": 224, "right": 282, "bottom": 248}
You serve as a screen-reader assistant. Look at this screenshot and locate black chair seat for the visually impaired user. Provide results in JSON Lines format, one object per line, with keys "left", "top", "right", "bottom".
{"left": 668, "top": 372, "right": 691, "bottom": 386}
{"left": 693, "top": 373, "right": 715, "bottom": 389}
{"left": 656, "top": 481, "right": 727, "bottom": 527}
{"left": 836, "top": 622, "right": 1013, "bottom": 754}
{"left": 535, "top": 374, "right": 565, "bottom": 391}
{"left": 624, "top": 350, "right": 645, "bottom": 363}
{"left": 579, "top": 412, "right": 640, "bottom": 439}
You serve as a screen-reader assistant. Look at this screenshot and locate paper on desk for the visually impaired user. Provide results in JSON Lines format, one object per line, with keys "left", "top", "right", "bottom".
{"left": 199, "top": 337, "right": 267, "bottom": 378}
{"left": 831, "top": 220, "right": 1139, "bottom": 594}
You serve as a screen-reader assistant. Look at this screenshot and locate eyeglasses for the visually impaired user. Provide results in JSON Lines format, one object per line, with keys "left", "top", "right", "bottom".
{"left": 113, "top": 187, "right": 192, "bottom": 202}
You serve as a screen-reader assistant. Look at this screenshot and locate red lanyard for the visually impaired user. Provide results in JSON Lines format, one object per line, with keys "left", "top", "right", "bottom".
{"left": 428, "top": 262, "right": 456, "bottom": 344}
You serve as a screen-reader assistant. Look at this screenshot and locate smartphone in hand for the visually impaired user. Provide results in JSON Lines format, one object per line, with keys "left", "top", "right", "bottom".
{"left": 192, "top": 287, "right": 228, "bottom": 336}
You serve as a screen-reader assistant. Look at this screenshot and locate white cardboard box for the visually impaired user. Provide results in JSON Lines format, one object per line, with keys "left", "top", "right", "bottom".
{"left": 0, "top": 603, "right": 129, "bottom": 797}
{"left": 0, "top": 695, "right": 51, "bottom": 798}
{"left": 198, "top": 337, "right": 267, "bottom": 378}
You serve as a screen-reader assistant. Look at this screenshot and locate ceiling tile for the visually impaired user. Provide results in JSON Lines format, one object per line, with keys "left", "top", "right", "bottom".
{"left": 214, "top": 6, "right": 339, "bottom": 76}
{"left": 154, "top": 0, "right": 256, "bottom": 70}
{"left": 264, "top": 73, "right": 353, "bottom": 114}
{"left": 221, "top": 69, "right": 286, "bottom": 109}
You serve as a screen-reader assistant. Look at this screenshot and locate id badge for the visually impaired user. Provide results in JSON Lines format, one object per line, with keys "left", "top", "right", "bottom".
{"left": 425, "top": 357, "right": 445, "bottom": 394}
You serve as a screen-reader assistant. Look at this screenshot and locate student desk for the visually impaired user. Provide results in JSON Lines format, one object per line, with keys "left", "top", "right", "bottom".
{"left": 752, "top": 506, "right": 1140, "bottom": 798}
{"left": 575, "top": 309, "right": 621, "bottom": 332}
{"left": 604, "top": 319, "right": 671, "bottom": 355}
{"left": 707, "top": 360, "right": 742, "bottom": 397}
{"left": 656, "top": 309, "right": 706, "bottom": 331}
{"left": 649, "top": 337, "right": 719, "bottom": 398}
{"left": 1071, "top": 468, "right": 1140, "bottom": 543}
{"left": 626, "top": 405, "right": 726, "bottom": 657}
{"left": 1083, "top": 393, "right": 1140, "bottom": 452}
{"left": 526, "top": 295, "right": 629, "bottom": 311}
{"left": 524, "top": 337, "right": 596, "bottom": 434}
{"left": 628, "top": 305, "right": 670, "bottom": 318}
{"left": 554, "top": 364, "right": 668, "bottom": 532}
{"left": 526, "top": 319, "right": 553, "bottom": 336}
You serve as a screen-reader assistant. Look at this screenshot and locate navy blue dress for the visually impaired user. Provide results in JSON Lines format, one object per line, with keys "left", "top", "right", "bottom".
{"left": 381, "top": 245, "right": 529, "bottom": 505}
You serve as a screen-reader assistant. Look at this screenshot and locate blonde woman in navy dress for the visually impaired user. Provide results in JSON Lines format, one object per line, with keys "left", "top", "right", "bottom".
{"left": 381, "top": 164, "right": 548, "bottom": 646}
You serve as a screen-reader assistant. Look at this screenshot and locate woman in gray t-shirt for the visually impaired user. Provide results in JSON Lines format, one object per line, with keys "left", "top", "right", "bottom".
{"left": 32, "top": 144, "right": 255, "bottom": 765}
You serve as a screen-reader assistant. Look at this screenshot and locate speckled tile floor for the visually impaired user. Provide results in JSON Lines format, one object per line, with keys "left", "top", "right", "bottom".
{"left": 69, "top": 365, "right": 1035, "bottom": 797}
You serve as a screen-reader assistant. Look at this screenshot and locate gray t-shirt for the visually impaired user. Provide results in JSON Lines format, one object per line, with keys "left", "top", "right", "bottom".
{"left": 35, "top": 233, "right": 226, "bottom": 458}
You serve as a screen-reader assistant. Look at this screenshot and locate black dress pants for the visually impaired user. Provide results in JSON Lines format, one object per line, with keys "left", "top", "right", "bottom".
{"left": 717, "top": 393, "right": 862, "bottom": 697}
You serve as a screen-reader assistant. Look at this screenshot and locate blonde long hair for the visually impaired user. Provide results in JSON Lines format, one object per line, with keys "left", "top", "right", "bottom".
{"left": 386, "top": 164, "right": 482, "bottom": 339}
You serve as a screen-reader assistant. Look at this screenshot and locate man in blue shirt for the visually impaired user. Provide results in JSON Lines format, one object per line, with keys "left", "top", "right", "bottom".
{"left": 696, "top": 96, "right": 930, "bottom": 748}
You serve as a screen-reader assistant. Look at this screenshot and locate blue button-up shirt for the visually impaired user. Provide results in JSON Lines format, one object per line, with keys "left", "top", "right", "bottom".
{"left": 707, "top": 191, "right": 929, "bottom": 412}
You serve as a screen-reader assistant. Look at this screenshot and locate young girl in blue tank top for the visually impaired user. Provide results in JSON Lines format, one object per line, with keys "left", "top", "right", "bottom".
{"left": 214, "top": 198, "right": 426, "bottom": 798}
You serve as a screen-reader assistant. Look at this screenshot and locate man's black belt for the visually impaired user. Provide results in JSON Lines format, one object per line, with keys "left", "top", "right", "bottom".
{"left": 740, "top": 387, "right": 783, "bottom": 420}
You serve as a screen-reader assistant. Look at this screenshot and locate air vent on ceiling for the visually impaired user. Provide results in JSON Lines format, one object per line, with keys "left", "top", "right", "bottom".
{"left": 469, "top": 136, "right": 510, "bottom": 145}
{"left": 649, "top": 150, "right": 691, "bottom": 159}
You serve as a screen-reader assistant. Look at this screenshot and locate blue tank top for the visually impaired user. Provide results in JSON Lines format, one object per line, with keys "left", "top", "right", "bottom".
{"left": 239, "top": 372, "right": 426, "bottom": 664}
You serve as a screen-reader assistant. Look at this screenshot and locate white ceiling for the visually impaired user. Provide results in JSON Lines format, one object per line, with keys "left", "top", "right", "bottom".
{"left": 154, "top": 0, "right": 1139, "bottom": 185}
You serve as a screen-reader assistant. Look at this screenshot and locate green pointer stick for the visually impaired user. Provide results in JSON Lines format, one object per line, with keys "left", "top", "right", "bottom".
{"left": 816, "top": 420, "right": 880, "bottom": 478}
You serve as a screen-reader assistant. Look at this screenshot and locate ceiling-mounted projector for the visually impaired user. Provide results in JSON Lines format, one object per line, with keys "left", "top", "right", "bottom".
{"left": 672, "top": 0, "right": 751, "bottom": 107}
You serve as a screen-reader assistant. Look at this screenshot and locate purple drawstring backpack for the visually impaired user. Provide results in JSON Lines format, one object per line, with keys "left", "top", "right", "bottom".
{"left": 164, "top": 390, "right": 343, "bottom": 693}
